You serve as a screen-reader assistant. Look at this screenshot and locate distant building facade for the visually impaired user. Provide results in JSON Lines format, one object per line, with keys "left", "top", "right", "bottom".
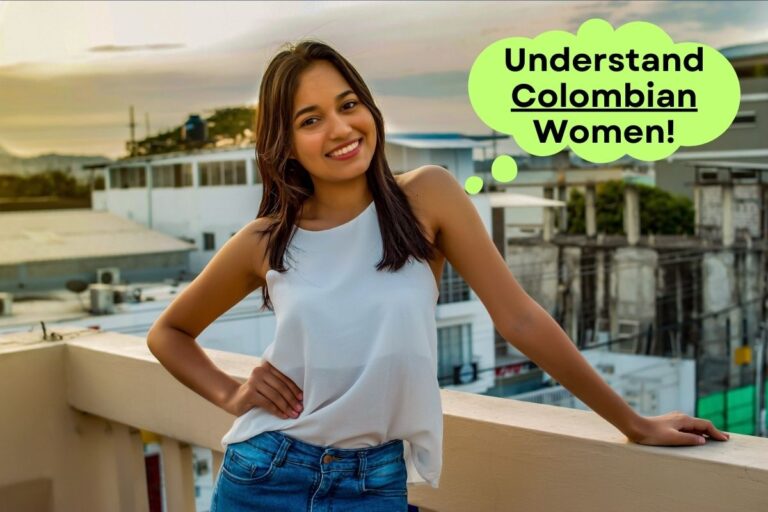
{"left": 657, "top": 41, "right": 768, "bottom": 199}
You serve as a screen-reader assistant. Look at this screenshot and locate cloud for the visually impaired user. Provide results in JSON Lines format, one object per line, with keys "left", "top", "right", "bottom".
{"left": 89, "top": 43, "right": 186, "bottom": 53}
{"left": 369, "top": 71, "right": 469, "bottom": 99}
{"left": 569, "top": 0, "right": 768, "bottom": 47}
{"left": 0, "top": 0, "right": 765, "bottom": 158}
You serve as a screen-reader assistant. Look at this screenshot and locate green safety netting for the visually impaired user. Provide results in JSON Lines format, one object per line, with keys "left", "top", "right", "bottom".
{"left": 697, "top": 382, "right": 768, "bottom": 436}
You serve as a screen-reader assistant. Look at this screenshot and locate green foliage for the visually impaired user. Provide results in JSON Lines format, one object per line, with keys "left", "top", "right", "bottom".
{"left": 206, "top": 107, "right": 255, "bottom": 139}
{"left": 0, "top": 170, "right": 90, "bottom": 198}
{"left": 135, "top": 107, "right": 256, "bottom": 156}
{"left": 567, "top": 188, "right": 585, "bottom": 233}
{"left": 566, "top": 180, "right": 694, "bottom": 235}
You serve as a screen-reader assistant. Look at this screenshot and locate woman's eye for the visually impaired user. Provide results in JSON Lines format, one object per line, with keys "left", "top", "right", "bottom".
{"left": 343, "top": 101, "right": 357, "bottom": 110}
{"left": 300, "top": 117, "right": 318, "bottom": 127}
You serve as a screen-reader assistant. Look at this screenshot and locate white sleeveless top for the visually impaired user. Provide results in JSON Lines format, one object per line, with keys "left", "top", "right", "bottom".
{"left": 221, "top": 200, "right": 443, "bottom": 488}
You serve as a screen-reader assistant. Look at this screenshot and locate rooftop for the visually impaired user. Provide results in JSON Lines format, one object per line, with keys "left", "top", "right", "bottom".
{"left": 0, "top": 209, "right": 195, "bottom": 266}
{"left": 719, "top": 40, "right": 768, "bottom": 60}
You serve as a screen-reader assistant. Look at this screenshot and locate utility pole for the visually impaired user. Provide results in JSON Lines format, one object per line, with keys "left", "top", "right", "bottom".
{"left": 128, "top": 105, "right": 137, "bottom": 157}
{"left": 756, "top": 323, "right": 767, "bottom": 437}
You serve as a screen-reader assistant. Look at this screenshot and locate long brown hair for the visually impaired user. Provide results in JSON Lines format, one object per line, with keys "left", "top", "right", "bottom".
{"left": 255, "top": 40, "right": 435, "bottom": 310}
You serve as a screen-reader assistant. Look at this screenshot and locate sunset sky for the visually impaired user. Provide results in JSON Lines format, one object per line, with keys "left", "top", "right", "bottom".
{"left": 0, "top": 0, "right": 766, "bottom": 159}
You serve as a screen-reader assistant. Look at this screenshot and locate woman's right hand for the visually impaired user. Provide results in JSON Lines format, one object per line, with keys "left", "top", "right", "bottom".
{"left": 224, "top": 360, "right": 304, "bottom": 419}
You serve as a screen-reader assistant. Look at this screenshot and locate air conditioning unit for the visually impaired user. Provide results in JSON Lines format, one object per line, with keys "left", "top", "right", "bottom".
{"left": 0, "top": 292, "right": 12, "bottom": 316}
{"left": 112, "top": 284, "right": 141, "bottom": 304}
{"left": 97, "top": 267, "right": 120, "bottom": 285}
{"left": 615, "top": 320, "right": 641, "bottom": 353}
{"left": 89, "top": 284, "right": 114, "bottom": 315}
{"left": 452, "top": 362, "right": 478, "bottom": 385}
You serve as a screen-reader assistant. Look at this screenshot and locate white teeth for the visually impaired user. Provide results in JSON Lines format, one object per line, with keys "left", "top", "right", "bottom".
{"left": 328, "top": 139, "right": 360, "bottom": 157}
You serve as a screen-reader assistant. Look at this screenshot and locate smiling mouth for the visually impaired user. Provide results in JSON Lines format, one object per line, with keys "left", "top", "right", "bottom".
{"left": 326, "top": 138, "right": 362, "bottom": 158}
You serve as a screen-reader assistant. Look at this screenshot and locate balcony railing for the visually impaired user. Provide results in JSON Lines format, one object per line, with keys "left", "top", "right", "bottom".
{"left": 1, "top": 327, "right": 767, "bottom": 511}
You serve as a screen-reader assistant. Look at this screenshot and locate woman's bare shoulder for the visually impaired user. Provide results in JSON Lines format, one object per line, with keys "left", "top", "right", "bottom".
{"left": 395, "top": 165, "right": 454, "bottom": 233}
{"left": 395, "top": 165, "right": 453, "bottom": 197}
{"left": 395, "top": 166, "right": 454, "bottom": 245}
{"left": 239, "top": 216, "right": 279, "bottom": 280}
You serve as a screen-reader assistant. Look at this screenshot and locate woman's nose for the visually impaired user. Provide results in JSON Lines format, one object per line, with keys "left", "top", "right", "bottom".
{"left": 328, "top": 112, "right": 353, "bottom": 139}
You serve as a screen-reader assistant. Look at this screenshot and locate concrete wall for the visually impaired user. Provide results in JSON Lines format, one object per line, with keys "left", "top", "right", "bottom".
{"left": 3, "top": 333, "right": 766, "bottom": 512}
{"left": 698, "top": 184, "right": 764, "bottom": 240}
{"left": 0, "top": 343, "right": 125, "bottom": 511}
{"left": 701, "top": 249, "right": 765, "bottom": 388}
{"left": 610, "top": 248, "right": 658, "bottom": 348}
{"left": 506, "top": 244, "right": 559, "bottom": 317}
{"left": 561, "top": 246, "right": 583, "bottom": 339}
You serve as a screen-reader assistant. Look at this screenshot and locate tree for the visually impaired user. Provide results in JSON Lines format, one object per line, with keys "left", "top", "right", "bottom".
{"left": 566, "top": 180, "right": 694, "bottom": 236}
{"left": 0, "top": 170, "right": 89, "bottom": 198}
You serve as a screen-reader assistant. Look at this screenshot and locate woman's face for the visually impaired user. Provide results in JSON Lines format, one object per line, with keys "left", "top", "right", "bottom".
{"left": 290, "top": 60, "right": 376, "bottom": 184}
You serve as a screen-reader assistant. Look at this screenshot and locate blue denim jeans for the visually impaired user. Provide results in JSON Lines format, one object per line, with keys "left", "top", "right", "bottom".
{"left": 211, "top": 431, "right": 408, "bottom": 511}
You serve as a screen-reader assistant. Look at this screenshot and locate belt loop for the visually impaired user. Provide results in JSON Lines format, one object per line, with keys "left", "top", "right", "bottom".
{"left": 356, "top": 451, "right": 367, "bottom": 480}
{"left": 273, "top": 435, "right": 293, "bottom": 467}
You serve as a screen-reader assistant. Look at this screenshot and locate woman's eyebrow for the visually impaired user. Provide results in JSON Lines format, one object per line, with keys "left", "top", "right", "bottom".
{"left": 293, "top": 90, "right": 355, "bottom": 121}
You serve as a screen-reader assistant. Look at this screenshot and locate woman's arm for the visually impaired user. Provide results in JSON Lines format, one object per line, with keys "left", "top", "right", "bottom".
{"left": 410, "top": 165, "right": 728, "bottom": 445}
{"left": 147, "top": 218, "right": 303, "bottom": 419}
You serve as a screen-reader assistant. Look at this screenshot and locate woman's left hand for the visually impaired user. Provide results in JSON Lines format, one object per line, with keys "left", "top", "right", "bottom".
{"left": 628, "top": 411, "right": 731, "bottom": 446}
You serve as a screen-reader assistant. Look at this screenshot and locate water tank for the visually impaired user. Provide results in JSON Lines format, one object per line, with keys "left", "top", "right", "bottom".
{"left": 89, "top": 284, "right": 114, "bottom": 315}
{"left": 182, "top": 114, "right": 207, "bottom": 144}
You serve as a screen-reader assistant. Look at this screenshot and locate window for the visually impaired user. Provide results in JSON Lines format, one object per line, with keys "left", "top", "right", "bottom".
{"left": 182, "top": 165, "right": 193, "bottom": 186}
{"left": 732, "top": 111, "right": 757, "bottom": 127}
{"left": 151, "top": 165, "right": 172, "bottom": 187}
{"left": 223, "top": 160, "right": 234, "bottom": 184}
{"left": 151, "top": 163, "right": 193, "bottom": 188}
{"left": 437, "top": 323, "right": 473, "bottom": 386}
{"left": 109, "top": 166, "right": 146, "bottom": 189}
{"left": 438, "top": 261, "right": 470, "bottom": 304}
{"left": 199, "top": 160, "right": 247, "bottom": 186}
{"left": 203, "top": 232, "right": 215, "bottom": 251}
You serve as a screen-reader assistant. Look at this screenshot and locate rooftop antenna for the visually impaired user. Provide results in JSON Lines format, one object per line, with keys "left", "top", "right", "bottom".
{"left": 129, "top": 105, "right": 137, "bottom": 156}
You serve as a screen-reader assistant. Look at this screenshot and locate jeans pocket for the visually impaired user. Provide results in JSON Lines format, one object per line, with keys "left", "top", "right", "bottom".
{"left": 221, "top": 441, "right": 278, "bottom": 485}
{"left": 361, "top": 456, "right": 408, "bottom": 496}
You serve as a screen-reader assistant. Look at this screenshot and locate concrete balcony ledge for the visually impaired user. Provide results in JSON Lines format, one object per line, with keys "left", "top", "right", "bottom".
{"left": 1, "top": 329, "right": 767, "bottom": 511}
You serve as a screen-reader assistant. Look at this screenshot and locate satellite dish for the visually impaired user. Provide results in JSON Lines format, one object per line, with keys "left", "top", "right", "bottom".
{"left": 66, "top": 280, "right": 88, "bottom": 293}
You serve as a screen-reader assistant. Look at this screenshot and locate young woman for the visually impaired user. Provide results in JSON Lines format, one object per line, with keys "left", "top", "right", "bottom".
{"left": 147, "top": 41, "right": 729, "bottom": 511}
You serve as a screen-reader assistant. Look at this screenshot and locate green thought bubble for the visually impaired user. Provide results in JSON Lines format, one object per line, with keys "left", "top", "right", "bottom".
{"left": 467, "top": 18, "right": 741, "bottom": 163}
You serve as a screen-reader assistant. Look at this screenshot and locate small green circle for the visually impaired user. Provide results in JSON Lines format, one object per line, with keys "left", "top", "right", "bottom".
{"left": 464, "top": 176, "right": 483, "bottom": 195}
{"left": 492, "top": 155, "right": 518, "bottom": 183}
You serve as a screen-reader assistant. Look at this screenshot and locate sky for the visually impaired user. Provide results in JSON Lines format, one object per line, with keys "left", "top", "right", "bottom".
{"left": 0, "top": 0, "right": 766, "bottom": 159}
